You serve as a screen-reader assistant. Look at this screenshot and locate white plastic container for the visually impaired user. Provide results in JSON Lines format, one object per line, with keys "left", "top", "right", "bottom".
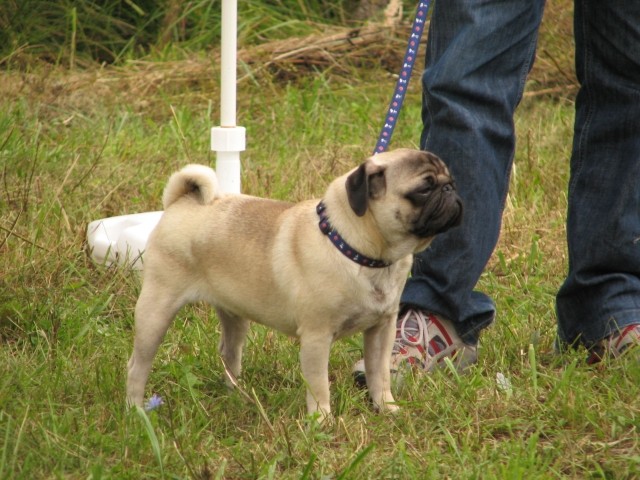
{"left": 87, "top": 211, "right": 163, "bottom": 270}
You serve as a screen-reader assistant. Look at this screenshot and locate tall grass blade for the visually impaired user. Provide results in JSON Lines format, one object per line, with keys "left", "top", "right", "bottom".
{"left": 0, "top": 412, "right": 10, "bottom": 479}
{"left": 10, "top": 406, "right": 29, "bottom": 476}
{"left": 547, "top": 358, "right": 577, "bottom": 403}
{"left": 300, "top": 453, "right": 317, "bottom": 480}
{"left": 124, "top": 0, "right": 147, "bottom": 17}
{"left": 135, "top": 406, "right": 164, "bottom": 477}
{"left": 443, "top": 356, "right": 462, "bottom": 382}
{"left": 528, "top": 343, "right": 538, "bottom": 394}
{"left": 69, "top": 7, "right": 77, "bottom": 69}
{"left": 214, "top": 459, "right": 227, "bottom": 480}
{"left": 336, "top": 443, "right": 375, "bottom": 479}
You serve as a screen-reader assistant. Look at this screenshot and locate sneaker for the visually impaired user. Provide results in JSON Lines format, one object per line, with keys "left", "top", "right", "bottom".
{"left": 586, "top": 323, "right": 640, "bottom": 365}
{"left": 353, "top": 308, "right": 478, "bottom": 387}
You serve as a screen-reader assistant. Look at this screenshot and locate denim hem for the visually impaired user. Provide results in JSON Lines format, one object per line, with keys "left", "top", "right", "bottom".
{"left": 557, "top": 308, "right": 640, "bottom": 348}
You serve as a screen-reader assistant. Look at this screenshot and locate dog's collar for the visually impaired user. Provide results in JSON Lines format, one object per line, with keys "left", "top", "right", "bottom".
{"left": 316, "top": 201, "right": 391, "bottom": 268}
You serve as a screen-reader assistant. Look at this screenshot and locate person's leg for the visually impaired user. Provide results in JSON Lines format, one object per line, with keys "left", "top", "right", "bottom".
{"left": 401, "top": 0, "right": 546, "bottom": 344}
{"left": 556, "top": 0, "right": 640, "bottom": 349}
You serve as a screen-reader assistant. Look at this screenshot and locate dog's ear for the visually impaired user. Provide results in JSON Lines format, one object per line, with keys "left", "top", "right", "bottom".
{"left": 346, "top": 161, "right": 387, "bottom": 217}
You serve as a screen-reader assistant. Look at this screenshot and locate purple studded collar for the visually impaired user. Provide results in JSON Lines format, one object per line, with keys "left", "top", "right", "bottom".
{"left": 316, "top": 201, "right": 391, "bottom": 268}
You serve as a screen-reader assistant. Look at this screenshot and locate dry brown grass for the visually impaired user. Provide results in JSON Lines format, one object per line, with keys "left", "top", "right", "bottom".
{"left": 1, "top": 0, "right": 576, "bottom": 117}
{"left": 528, "top": 0, "right": 577, "bottom": 97}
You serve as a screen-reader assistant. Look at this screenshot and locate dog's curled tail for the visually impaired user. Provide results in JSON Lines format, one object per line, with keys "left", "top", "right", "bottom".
{"left": 162, "top": 164, "right": 220, "bottom": 209}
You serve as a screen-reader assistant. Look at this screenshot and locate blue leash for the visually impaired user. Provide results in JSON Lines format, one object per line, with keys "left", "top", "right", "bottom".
{"left": 373, "top": 0, "right": 432, "bottom": 155}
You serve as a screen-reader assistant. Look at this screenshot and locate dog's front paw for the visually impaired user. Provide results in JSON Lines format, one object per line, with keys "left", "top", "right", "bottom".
{"left": 305, "top": 409, "right": 334, "bottom": 427}
{"left": 371, "top": 391, "right": 399, "bottom": 414}
{"left": 305, "top": 401, "right": 333, "bottom": 424}
{"left": 378, "top": 402, "right": 400, "bottom": 414}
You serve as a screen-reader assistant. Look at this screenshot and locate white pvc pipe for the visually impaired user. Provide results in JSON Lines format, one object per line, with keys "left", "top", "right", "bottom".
{"left": 211, "top": 0, "right": 244, "bottom": 194}
{"left": 215, "top": 150, "right": 242, "bottom": 193}
{"left": 220, "top": 0, "right": 237, "bottom": 127}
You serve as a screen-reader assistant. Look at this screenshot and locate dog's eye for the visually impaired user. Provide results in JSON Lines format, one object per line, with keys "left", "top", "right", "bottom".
{"left": 416, "top": 176, "right": 436, "bottom": 194}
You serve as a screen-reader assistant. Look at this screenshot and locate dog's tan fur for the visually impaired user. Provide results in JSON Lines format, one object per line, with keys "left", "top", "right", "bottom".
{"left": 126, "top": 148, "right": 462, "bottom": 420}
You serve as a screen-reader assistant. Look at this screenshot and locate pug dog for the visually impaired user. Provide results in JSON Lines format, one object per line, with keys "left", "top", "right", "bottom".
{"left": 126, "top": 148, "right": 462, "bottom": 420}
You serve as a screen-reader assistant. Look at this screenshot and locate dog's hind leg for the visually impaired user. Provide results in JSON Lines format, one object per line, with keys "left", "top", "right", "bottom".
{"left": 217, "top": 308, "right": 250, "bottom": 388}
{"left": 126, "top": 280, "right": 187, "bottom": 407}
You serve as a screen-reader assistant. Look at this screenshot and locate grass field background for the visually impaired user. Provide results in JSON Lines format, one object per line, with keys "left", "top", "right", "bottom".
{"left": 2, "top": 1, "right": 639, "bottom": 478}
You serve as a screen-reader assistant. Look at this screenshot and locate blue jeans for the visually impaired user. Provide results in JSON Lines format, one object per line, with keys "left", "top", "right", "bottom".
{"left": 401, "top": 0, "right": 640, "bottom": 347}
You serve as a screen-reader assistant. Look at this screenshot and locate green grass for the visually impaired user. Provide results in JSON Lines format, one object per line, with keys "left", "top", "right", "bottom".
{"left": 2, "top": 6, "right": 640, "bottom": 479}
{"left": 0, "top": 0, "right": 357, "bottom": 67}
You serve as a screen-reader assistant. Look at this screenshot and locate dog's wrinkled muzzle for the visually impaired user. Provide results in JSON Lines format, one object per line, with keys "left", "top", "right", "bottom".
{"left": 412, "top": 189, "right": 463, "bottom": 238}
